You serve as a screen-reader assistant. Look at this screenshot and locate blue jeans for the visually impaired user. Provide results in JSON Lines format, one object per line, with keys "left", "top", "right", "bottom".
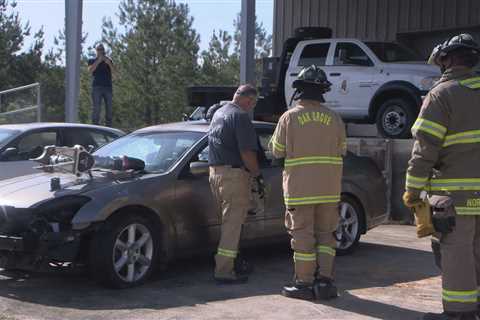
{"left": 91, "top": 86, "right": 113, "bottom": 126}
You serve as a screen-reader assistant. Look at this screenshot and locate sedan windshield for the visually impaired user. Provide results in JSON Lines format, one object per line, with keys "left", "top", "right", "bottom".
{"left": 365, "top": 42, "right": 421, "bottom": 62}
{"left": 0, "top": 129, "right": 18, "bottom": 148}
{"left": 94, "top": 131, "right": 203, "bottom": 173}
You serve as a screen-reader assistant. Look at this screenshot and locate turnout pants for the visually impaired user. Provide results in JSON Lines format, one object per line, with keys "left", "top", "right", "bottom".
{"left": 285, "top": 203, "right": 339, "bottom": 283}
{"left": 440, "top": 214, "right": 480, "bottom": 314}
{"left": 209, "top": 166, "right": 251, "bottom": 277}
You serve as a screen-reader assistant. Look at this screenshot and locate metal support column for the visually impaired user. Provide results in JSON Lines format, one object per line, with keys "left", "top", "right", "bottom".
{"left": 240, "top": 0, "right": 256, "bottom": 85}
{"left": 65, "top": 0, "right": 83, "bottom": 123}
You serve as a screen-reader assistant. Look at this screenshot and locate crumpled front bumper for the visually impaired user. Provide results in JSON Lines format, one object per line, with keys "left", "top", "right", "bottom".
{"left": 0, "top": 235, "right": 24, "bottom": 251}
{"left": 0, "top": 205, "right": 85, "bottom": 271}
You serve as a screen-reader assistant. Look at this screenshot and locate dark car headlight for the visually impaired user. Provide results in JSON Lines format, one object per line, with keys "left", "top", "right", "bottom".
{"left": 34, "top": 196, "right": 91, "bottom": 224}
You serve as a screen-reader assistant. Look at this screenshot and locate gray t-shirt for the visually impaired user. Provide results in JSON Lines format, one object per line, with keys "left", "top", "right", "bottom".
{"left": 208, "top": 103, "right": 258, "bottom": 167}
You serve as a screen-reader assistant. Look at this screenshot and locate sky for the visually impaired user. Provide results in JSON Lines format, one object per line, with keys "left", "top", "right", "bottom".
{"left": 13, "top": 0, "right": 273, "bottom": 54}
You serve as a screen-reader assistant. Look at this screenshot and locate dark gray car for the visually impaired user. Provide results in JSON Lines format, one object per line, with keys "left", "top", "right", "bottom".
{"left": 0, "top": 123, "right": 124, "bottom": 180}
{"left": 0, "top": 121, "right": 387, "bottom": 288}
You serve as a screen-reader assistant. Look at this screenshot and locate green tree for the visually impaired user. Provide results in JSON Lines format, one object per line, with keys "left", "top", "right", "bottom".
{"left": 0, "top": 0, "right": 31, "bottom": 90}
{"left": 92, "top": 0, "right": 200, "bottom": 129}
{"left": 199, "top": 13, "right": 272, "bottom": 86}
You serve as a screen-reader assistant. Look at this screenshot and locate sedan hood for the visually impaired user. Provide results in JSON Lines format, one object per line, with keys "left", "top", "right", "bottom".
{"left": 0, "top": 171, "right": 128, "bottom": 208}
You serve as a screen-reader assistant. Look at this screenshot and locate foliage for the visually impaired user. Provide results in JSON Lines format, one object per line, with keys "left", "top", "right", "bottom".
{"left": 92, "top": 0, "right": 200, "bottom": 129}
{"left": 1, "top": 0, "right": 272, "bottom": 130}
{"left": 199, "top": 12, "right": 272, "bottom": 86}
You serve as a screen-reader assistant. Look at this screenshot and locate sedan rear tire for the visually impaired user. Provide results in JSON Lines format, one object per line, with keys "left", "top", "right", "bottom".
{"left": 89, "top": 213, "right": 160, "bottom": 288}
{"left": 335, "top": 195, "right": 365, "bottom": 256}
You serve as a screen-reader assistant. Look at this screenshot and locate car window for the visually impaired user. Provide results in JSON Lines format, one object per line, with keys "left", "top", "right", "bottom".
{"left": 193, "top": 132, "right": 271, "bottom": 166}
{"left": 89, "top": 131, "right": 118, "bottom": 148}
{"left": 257, "top": 132, "right": 274, "bottom": 162}
{"left": 16, "top": 131, "right": 58, "bottom": 160}
{"left": 334, "top": 42, "right": 373, "bottom": 67}
{"left": 63, "top": 128, "right": 97, "bottom": 149}
{"left": 94, "top": 131, "right": 203, "bottom": 173}
{"left": 298, "top": 43, "right": 330, "bottom": 67}
{"left": 0, "top": 129, "right": 19, "bottom": 149}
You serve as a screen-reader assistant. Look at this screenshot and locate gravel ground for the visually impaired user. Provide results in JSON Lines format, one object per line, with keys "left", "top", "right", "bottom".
{"left": 0, "top": 225, "right": 441, "bottom": 320}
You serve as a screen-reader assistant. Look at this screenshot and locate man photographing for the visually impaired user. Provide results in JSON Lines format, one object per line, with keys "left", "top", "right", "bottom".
{"left": 88, "top": 43, "right": 114, "bottom": 127}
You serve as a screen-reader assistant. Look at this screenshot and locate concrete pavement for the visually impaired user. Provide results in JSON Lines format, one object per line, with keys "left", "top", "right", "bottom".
{"left": 0, "top": 225, "right": 441, "bottom": 320}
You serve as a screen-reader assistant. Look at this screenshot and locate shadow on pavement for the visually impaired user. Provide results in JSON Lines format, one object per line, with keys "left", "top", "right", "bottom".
{"left": 0, "top": 240, "right": 438, "bottom": 319}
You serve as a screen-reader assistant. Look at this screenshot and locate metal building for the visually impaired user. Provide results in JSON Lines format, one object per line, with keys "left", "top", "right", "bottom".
{"left": 273, "top": 0, "right": 480, "bottom": 58}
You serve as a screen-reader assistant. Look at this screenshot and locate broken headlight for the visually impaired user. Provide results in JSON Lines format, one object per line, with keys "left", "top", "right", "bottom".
{"left": 34, "top": 196, "right": 91, "bottom": 224}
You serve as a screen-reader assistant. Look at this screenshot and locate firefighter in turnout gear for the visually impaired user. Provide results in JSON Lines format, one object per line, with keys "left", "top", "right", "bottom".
{"left": 404, "top": 34, "right": 480, "bottom": 320}
{"left": 269, "top": 65, "right": 346, "bottom": 301}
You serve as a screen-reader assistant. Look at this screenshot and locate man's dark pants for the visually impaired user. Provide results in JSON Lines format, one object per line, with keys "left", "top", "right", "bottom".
{"left": 92, "top": 86, "right": 112, "bottom": 127}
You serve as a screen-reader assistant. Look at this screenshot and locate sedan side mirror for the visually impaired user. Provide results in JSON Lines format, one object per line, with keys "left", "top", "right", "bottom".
{"left": 1, "top": 147, "right": 18, "bottom": 160}
{"left": 190, "top": 161, "right": 209, "bottom": 176}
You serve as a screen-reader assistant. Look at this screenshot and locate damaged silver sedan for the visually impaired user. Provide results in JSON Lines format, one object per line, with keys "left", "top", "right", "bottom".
{"left": 0, "top": 121, "right": 388, "bottom": 288}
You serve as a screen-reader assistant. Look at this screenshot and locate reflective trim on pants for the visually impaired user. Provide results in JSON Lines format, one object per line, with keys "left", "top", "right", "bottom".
{"left": 317, "top": 245, "right": 336, "bottom": 257}
{"left": 293, "top": 251, "right": 316, "bottom": 262}
{"left": 442, "top": 289, "right": 478, "bottom": 303}
{"left": 217, "top": 248, "right": 238, "bottom": 259}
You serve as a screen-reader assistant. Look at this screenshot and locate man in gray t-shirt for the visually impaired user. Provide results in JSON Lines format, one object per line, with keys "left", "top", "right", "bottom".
{"left": 208, "top": 84, "right": 265, "bottom": 284}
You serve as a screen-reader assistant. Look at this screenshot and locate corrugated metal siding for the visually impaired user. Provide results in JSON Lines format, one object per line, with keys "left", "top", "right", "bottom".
{"left": 273, "top": 0, "right": 480, "bottom": 55}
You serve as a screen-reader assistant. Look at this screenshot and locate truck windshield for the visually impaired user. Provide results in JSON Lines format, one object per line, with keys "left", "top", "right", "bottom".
{"left": 365, "top": 42, "right": 421, "bottom": 62}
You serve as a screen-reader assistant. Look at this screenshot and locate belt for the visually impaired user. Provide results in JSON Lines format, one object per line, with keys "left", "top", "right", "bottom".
{"left": 211, "top": 164, "right": 247, "bottom": 171}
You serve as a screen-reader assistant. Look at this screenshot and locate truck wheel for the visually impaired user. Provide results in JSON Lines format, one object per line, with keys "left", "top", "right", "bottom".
{"left": 89, "top": 213, "right": 160, "bottom": 288}
{"left": 376, "top": 98, "right": 416, "bottom": 139}
{"left": 335, "top": 195, "right": 364, "bottom": 256}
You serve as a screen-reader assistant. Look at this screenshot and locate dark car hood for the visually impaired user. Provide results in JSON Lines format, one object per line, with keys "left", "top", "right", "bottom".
{"left": 0, "top": 171, "right": 126, "bottom": 208}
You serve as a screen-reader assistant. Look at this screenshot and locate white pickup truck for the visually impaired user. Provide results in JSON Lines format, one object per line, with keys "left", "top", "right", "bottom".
{"left": 284, "top": 37, "right": 441, "bottom": 138}
{"left": 187, "top": 27, "right": 441, "bottom": 139}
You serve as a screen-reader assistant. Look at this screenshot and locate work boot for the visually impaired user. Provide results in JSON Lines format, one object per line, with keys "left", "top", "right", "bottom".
{"left": 423, "top": 312, "right": 479, "bottom": 320}
{"left": 281, "top": 281, "right": 314, "bottom": 301}
{"left": 214, "top": 272, "right": 248, "bottom": 285}
{"left": 234, "top": 256, "right": 254, "bottom": 275}
{"left": 313, "top": 277, "right": 338, "bottom": 300}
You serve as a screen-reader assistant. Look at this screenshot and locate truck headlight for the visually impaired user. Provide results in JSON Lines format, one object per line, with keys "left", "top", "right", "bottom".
{"left": 420, "top": 76, "right": 440, "bottom": 91}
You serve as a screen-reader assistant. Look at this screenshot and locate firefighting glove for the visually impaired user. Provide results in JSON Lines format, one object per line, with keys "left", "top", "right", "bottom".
{"left": 255, "top": 174, "right": 266, "bottom": 199}
{"left": 403, "top": 191, "right": 435, "bottom": 238}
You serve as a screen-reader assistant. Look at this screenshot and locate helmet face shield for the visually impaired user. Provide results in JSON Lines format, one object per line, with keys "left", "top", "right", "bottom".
{"left": 428, "top": 44, "right": 443, "bottom": 66}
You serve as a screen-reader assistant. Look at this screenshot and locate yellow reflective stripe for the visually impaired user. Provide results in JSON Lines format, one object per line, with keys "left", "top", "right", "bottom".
{"left": 460, "top": 77, "right": 480, "bottom": 89}
{"left": 285, "top": 156, "right": 343, "bottom": 167}
{"left": 443, "top": 130, "right": 480, "bottom": 147}
{"left": 442, "top": 289, "right": 478, "bottom": 303}
{"left": 270, "top": 138, "right": 285, "bottom": 152}
{"left": 217, "top": 248, "right": 237, "bottom": 258}
{"left": 293, "top": 252, "right": 316, "bottom": 262}
{"left": 456, "top": 207, "right": 480, "bottom": 215}
{"left": 460, "top": 77, "right": 480, "bottom": 85}
{"left": 317, "top": 245, "right": 336, "bottom": 256}
{"left": 285, "top": 195, "right": 340, "bottom": 206}
{"left": 406, "top": 174, "right": 429, "bottom": 189}
{"left": 430, "top": 178, "right": 480, "bottom": 191}
{"left": 412, "top": 118, "right": 447, "bottom": 140}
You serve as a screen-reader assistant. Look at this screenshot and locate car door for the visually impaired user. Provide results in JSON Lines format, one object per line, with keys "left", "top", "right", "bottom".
{"left": 326, "top": 41, "right": 379, "bottom": 119}
{"left": 285, "top": 41, "right": 333, "bottom": 108}
{"left": 256, "top": 128, "right": 286, "bottom": 239}
{"left": 0, "top": 128, "right": 59, "bottom": 180}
